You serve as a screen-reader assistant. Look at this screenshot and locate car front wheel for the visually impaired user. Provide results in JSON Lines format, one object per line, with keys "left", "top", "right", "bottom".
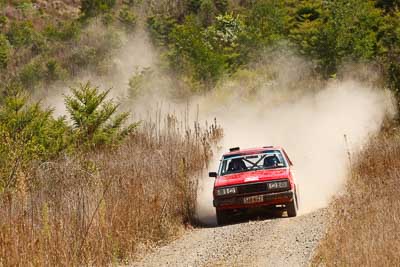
{"left": 216, "top": 209, "right": 231, "bottom": 226}
{"left": 286, "top": 193, "right": 298, "bottom": 217}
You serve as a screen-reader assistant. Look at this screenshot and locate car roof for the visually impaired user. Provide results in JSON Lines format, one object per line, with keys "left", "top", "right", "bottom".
{"left": 223, "top": 146, "right": 283, "bottom": 157}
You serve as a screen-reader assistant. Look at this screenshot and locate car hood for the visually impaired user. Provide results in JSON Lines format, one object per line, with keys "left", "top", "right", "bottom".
{"left": 215, "top": 168, "right": 290, "bottom": 187}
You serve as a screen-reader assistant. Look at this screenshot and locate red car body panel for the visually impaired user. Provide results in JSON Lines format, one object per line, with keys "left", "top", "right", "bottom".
{"left": 215, "top": 168, "right": 292, "bottom": 187}
{"left": 212, "top": 146, "right": 297, "bottom": 211}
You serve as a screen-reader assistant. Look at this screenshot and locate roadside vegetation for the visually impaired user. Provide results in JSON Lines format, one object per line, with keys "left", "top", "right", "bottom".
{"left": 312, "top": 131, "right": 400, "bottom": 266}
{"left": 1, "top": 0, "right": 400, "bottom": 265}
{"left": 0, "top": 82, "right": 223, "bottom": 265}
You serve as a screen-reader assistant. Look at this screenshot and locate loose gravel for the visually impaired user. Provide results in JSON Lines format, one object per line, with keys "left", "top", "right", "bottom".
{"left": 131, "top": 210, "right": 326, "bottom": 267}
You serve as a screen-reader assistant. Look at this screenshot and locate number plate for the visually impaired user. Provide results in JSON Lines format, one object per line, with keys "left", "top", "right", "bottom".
{"left": 243, "top": 195, "right": 264, "bottom": 204}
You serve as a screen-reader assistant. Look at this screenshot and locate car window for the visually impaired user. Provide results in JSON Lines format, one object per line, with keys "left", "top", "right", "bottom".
{"left": 219, "top": 150, "right": 287, "bottom": 176}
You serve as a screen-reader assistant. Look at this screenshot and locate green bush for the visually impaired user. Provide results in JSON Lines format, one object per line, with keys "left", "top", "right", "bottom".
{"left": 80, "top": 0, "right": 116, "bottom": 18}
{"left": 0, "top": 90, "right": 69, "bottom": 192}
{"left": 169, "top": 16, "right": 226, "bottom": 83}
{"left": 118, "top": 6, "right": 137, "bottom": 32}
{"left": 245, "top": 0, "right": 287, "bottom": 48}
{"left": 45, "top": 59, "right": 68, "bottom": 82}
{"left": 289, "top": 0, "right": 382, "bottom": 76}
{"left": 147, "top": 15, "right": 177, "bottom": 46}
{"left": 0, "top": 34, "right": 11, "bottom": 69}
{"left": 214, "top": 0, "right": 228, "bottom": 13}
{"left": 206, "top": 13, "right": 245, "bottom": 70}
{"left": 208, "top": 13, "right": 243, "bottom": 47}
{"left": 65, "top": 82, "right": 138, "bottom": 148}
{"left": 187, "top": 0, "right": 202, "bottom": 14}
{"left": 19, "top": 61, "right": 44, "bottom": 90}
{"left": 0, "top": 15, "right": 8, "bottom": 30}
{"left": 68, "top": 45, "right": 98, "bottom": 72}
{"left": 44, "top": 21, "right": 81, "bottom": 42}
{"left": 15, "top": 1, "right": 34, "bottom": 16}
{"left": 128, "top": 67, "right": 153, "bottom": 99}
{"left": 6, "top": 21, "right": 35, "bottom": 47}
{"left": 199, "top": 0, "right": 217, "bottom": 26}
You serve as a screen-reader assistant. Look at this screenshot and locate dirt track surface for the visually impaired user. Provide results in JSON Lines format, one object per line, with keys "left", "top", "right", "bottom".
{"left": 132, "top": 210, "right": 326, "bottom": 267}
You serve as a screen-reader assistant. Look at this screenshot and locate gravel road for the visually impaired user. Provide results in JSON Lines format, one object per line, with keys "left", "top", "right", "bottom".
{"left": 132, "top": 210, "right": 326, "bottom": 267}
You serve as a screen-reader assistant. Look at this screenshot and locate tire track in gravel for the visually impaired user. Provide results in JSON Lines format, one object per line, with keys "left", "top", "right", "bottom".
{"left": 131, "top": 210, "right": 326, "bottom": 267}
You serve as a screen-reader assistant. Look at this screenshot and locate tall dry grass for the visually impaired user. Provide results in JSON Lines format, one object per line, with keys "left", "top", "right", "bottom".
{"left": 312, "top": 131, "right": 400, "bottom": 266}
{"left": 0, "top": 114, "right": 223, "bottom": 266}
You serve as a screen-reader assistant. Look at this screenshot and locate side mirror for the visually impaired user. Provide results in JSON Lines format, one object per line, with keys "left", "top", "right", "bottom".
{"left": 209, "top": 172, "right": 217, "bottom": 178}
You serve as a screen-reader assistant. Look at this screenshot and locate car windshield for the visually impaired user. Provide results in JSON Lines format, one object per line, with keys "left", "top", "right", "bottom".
{"left": 219, "top": 150, "right": 287, "bottom": 176}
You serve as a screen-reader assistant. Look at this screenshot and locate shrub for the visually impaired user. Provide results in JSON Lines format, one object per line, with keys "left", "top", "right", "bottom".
{"left": 67, "top": 28, "right": 122, "bottom": 75}
{"left": 44, "top": 21, "right": 81, "bottom": 42}
{"left": 290, "top": 0, "right": 382, "bottom": 77}
{"left": 214, "top": 0, "right": 228, "bottom": 13}
{"left": 127, "top": 67, "right": 153, "bottom": 99}
{"left": 45, "top": 59, "right": 68, "bottom": 82}
{"left": 15, "top": 1, "right": 34, "bottom": 17}
{"left": 147, "top": 15, "right": 177, "bottom": 46}
{"left": 169, "top": 16, "right": 226, "bottom": 83}
{"left": 118, "top": 6, "right": 137, "bottom": 32}
{"left": 0, "top": 34, "right": 11, "bottom": 69}
{"left": 6, "top": 21, "right": 35, "bottom": 47}
{"left": 18, "top": 60, "right": 44, "bottom": 90}
{"left": 0, "top": 15, "right": 8, "bottom": 30}
{"left": 65, "top": 82, "right": 138, "bottom": 149}
{"left": 68, "top": 45, "right": 98, "bottom": 73}
{"left": 0, "top": 90, "right": 69, "bottom": 193}
{"left": 245, "top": 0, "right": 287, "bottom": 49}
{"left": 187, "top": 0, "right": 202, "bottom": 14}
{"left": 199, "top": 0, "right": 217, "bottom": 26}
{"left": 80, "top": 0, "right": 116, "bottom": 18}
{"left": 208, "top": 13, "right": 244, "bottom": 47}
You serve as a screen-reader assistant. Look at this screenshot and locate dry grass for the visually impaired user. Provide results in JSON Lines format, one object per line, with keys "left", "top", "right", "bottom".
{"left": 312, "top": 131, "right": 400, "bottom": 266}
{"left": 0, "top": 115, "right": 223, "bottom": 266}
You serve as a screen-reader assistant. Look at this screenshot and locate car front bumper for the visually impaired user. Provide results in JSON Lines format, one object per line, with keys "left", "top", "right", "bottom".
{"left": 213, "top": 190, "right": 294, "bottom": 210}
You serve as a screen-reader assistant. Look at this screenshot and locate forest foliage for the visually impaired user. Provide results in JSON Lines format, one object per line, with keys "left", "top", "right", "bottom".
{"left": 147, "top": 0, "right": 400, "bottom": 95}
{"left": 0, "top": 0, "right": 399, "bottom": 96}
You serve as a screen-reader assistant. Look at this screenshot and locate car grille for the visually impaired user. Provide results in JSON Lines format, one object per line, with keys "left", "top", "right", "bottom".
{"left": 235, "top": 180, "right": 290, "bottom": 195}
{"left": 237, "top": 182, "right": 268, "bottom": 194}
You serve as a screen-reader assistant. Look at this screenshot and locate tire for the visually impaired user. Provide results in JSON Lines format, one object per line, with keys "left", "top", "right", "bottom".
{"left": 216, "top": 209, "right": 231, "bottom": 226}
{"left": 286, "top": 192, "right": 298, "bottom": 218}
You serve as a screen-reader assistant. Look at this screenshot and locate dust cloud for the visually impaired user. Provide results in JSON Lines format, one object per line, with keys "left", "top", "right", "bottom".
{"left": 41, "top": 25, "right": 159, "bottom": 117}
{"left": 195, "top": 56, "right": 395, "bottom": 224}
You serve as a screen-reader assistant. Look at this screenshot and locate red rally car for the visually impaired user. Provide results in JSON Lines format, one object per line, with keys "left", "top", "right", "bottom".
{"left": 209, "top": 146, "right": 299, "bottom": 225}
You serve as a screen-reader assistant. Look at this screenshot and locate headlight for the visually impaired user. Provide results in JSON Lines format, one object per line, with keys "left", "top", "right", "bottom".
{"left": 216, "top": 187, "right": 237, "bottom": 196}
{"left": 267, "top": 180, "right": 289, "bottom": 190}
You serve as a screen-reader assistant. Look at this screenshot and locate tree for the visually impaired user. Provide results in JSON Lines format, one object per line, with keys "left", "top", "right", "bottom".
{"left": 289, "top": 0, "right": 382, "bottom": 77}
{"left": 199, "top": 0, "right": 217, "bottom": 26}
{"left": 206, "top": 13, "right": 245, "bottom": 69}
{"left": 214, "top": 0, "right": 228, "bottom": 13}
{"left": 65, "top": 82, "right": 138, "bottom": 148}
{"left": 118, "top": 6, "right": 137, "bottom": 31}
{"left": 80, "top": 0, "right": 116, "bottom": 18}
{"left": 0, "top": 34, "right": 11, "bottom": 69}
{"left": 377, "top": 10, "right": 400, "bottom": 108}
{"left": 169, "top": 16, "right": 226, "bottom": 83}
{"left": 6, "top": 21, "right": 35, "bottom": 47}
{"left": 245, "top": 0, "right": 287, "bottom": 48}
{"left": 0, "top": 89, "right": 69, "bottom": 192}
